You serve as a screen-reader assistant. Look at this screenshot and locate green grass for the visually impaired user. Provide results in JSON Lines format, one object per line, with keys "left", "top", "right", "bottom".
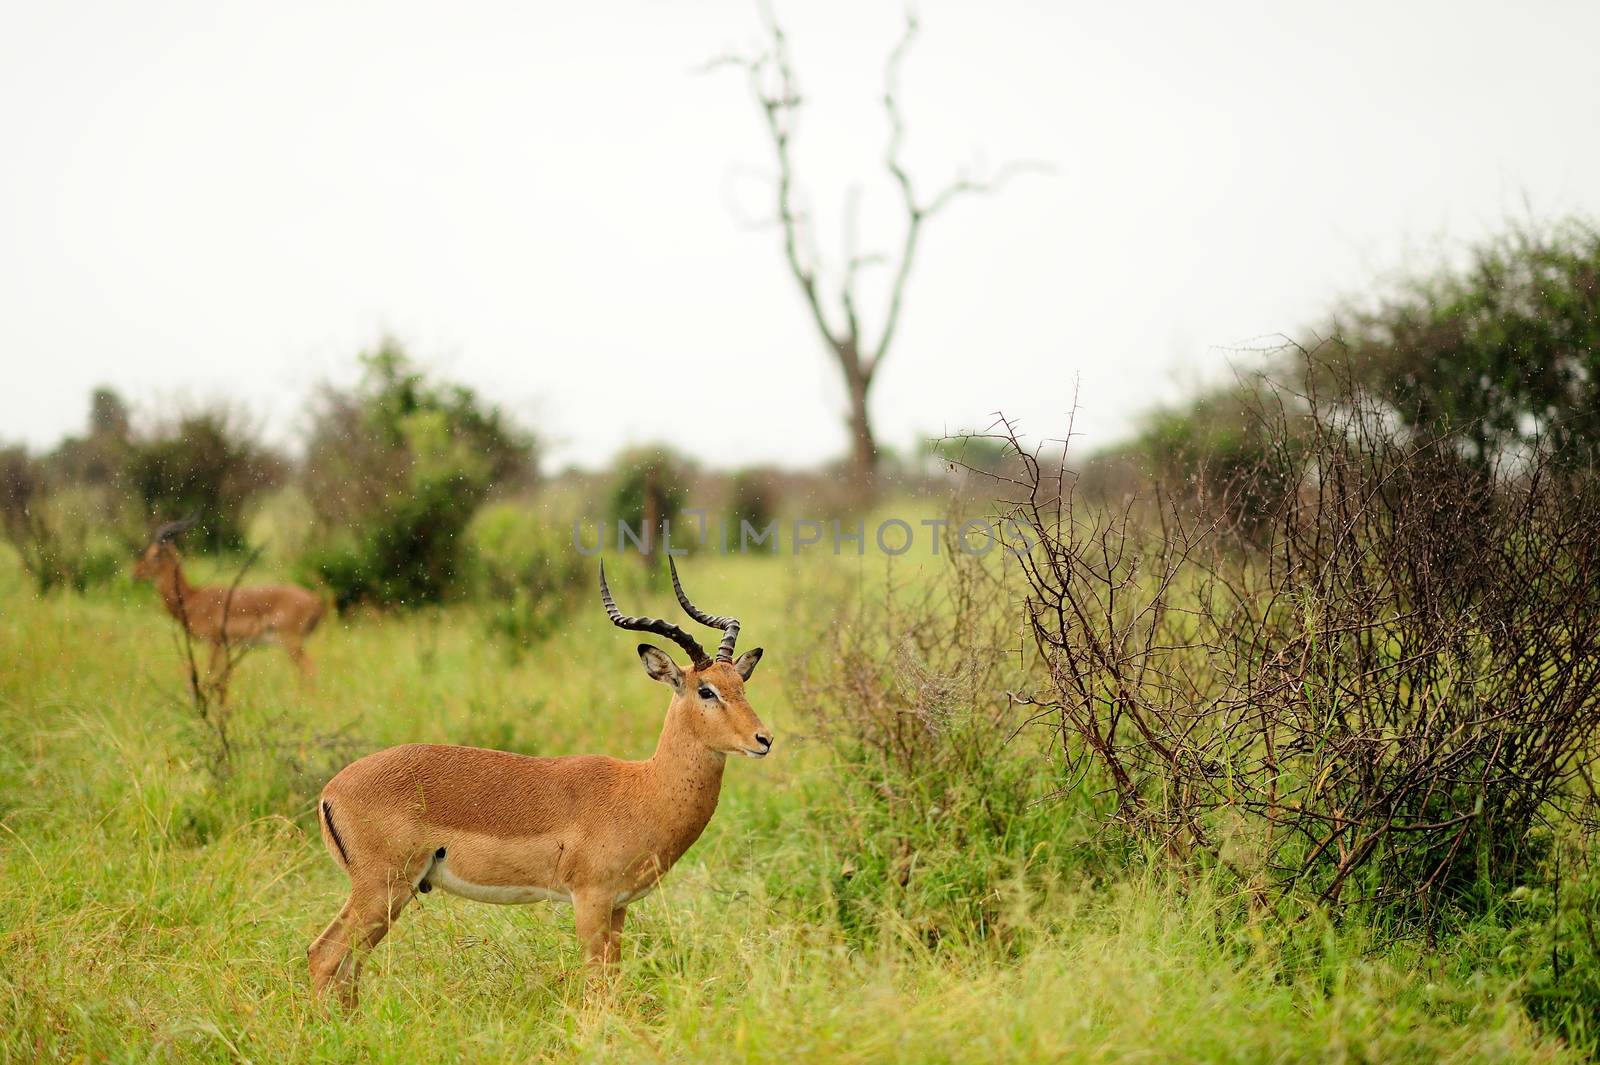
{"left": 0, "top": 549, "right": 1579, "bottom": 1062}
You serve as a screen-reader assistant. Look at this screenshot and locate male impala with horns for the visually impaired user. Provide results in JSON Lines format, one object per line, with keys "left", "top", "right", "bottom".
{"left": 307, "top": 559, "right": 772, "bottom": 1006}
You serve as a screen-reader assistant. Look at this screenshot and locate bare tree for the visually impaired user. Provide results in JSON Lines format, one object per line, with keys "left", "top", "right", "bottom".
{"left": 712, "top": 11, "right": 1045, "bottom": 493}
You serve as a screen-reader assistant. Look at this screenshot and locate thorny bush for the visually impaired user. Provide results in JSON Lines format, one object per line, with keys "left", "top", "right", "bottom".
{"left": 956, "top": 352, "right": 1600, "bottom": 927}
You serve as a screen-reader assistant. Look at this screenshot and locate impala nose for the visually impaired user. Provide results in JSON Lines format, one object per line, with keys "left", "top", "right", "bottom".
{"left": 755, "top": 732, "right": 773, "bottom": 752}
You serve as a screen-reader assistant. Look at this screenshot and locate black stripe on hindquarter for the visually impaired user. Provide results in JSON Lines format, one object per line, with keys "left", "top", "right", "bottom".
{"left": 322, "top": 800, "right": 350, "bottom": 866}
{"left": 418, "top": 846, "right": 446, "bottom": 893}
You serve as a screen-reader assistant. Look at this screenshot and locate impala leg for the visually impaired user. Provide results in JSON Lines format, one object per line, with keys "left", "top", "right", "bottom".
{"left": 574, "top": 893, "right": 624, "bottom": 994}
{"left": 609, "top": 906, "right": 627, "bottom": 955}
{"left": 309, "top": 879, "right": 410, "bottom": 1010}
{"left": 284, "top": 636, "right": 316, "bottom": 682}
{"left": 178, "top": 644, "right": 209, "bottom": 699}
{"left": 308, "top": 897, "right": 356, "bottom": 997}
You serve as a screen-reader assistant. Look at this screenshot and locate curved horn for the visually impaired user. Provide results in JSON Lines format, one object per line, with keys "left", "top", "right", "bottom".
{"left": 151, "top": 514, "right": 199, "bottom": 545}
{"left": 668, "top": 557, "right": 740, "bottom": 662}
{"left": 599, "top": 561, "right": 710, "bottom": 668}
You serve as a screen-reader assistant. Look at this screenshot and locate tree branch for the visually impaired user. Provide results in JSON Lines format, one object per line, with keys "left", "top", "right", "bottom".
{"left": 706, "top": 23, "right": 844, "bottom": 352}
{"left": 871, "top": 13, "right": 1052, "bottom": 378}
{"left": 708, "top": 7, "right": 1049, "bottom": 471}
{"left": 839, "top": 185, "right": 887, "bottom": 346}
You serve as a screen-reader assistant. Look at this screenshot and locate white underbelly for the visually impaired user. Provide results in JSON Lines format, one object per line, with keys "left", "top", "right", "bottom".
{"left": 432, "top": 866, "right": 572, "bottom": 905}
{"left": 615, "top": 884, "right": 658, "bottom": 905}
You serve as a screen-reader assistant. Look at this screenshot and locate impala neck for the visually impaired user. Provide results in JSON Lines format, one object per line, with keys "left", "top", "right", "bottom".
{"left": 645, "top": 700, "right": 727, "bottom": 821}
{"left": 154, "top": 558, "right": 195, "bottom": 625}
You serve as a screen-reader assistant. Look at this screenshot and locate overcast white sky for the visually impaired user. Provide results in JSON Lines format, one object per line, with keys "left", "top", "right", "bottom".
{"left": 3, "top": 1, "right": 1597, "bottom": 470}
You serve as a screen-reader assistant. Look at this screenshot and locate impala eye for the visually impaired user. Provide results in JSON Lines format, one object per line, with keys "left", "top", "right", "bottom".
{"left": 697, "top": 686, "right": 717, "bottom": 701}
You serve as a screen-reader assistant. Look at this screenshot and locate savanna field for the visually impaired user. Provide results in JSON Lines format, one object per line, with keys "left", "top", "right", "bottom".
{"left": 8, "top": 0, "right": 1600, "bottom": 1058}
{"left": 2, "top": 515, "right": 1594, "bottom": 1065}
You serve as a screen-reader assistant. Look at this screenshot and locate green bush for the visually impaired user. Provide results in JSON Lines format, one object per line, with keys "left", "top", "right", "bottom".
{"left": 302, "top": 477, "right": 480, "bottom": 610}
{"left": 123, "top": 408, "right": 283, "bottom": 553}
{"left": 300, "top": 342, "right": 535, "bottom": 609}
{"left": 1108, "top": 218, "right": 1600, "bottom": 527}
{"left": 1104, "top": 381, "right": 1300, "bottom": 537}
{"left": 471, "top": 502, "right": 588, "bottom": 658}
{"left": 607, "top": 446, "right": 691, "bottom": 555}
{"left": 43, "top": 387, "right": 133, "bottom": 494}
{"left": 0, "top": 446, "right": 35, "bottom": 528}
{"left": 1331, "top": 218, "right": 1600, "bottom": 463}
{"left": 0, "top": 481, "right": 124, "bottom": 596}
{"left": 725, "top": 468, "right": 779, "bottom": 537}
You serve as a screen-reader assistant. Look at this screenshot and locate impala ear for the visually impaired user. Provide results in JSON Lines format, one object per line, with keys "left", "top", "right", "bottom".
{"left": 637, "top": 644, "right": 684, "bottom": 690}
{"left": 733, "top": 647, "right": 764, "bottom": 681}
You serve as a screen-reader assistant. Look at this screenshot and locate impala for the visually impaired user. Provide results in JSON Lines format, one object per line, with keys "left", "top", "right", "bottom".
{"left": 132, "top": 516, "right": 327, "bottom": 678}
{"left": 307, "top": 559, "right": 772, "bottom": 1006}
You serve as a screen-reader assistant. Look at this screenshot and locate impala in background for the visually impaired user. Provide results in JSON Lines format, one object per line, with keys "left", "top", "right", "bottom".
{"left": 307, "top": 559, "right": 772, "bottom": 1007}
{"left": 132, "top": 516, "right": 328, "bottom": 679}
